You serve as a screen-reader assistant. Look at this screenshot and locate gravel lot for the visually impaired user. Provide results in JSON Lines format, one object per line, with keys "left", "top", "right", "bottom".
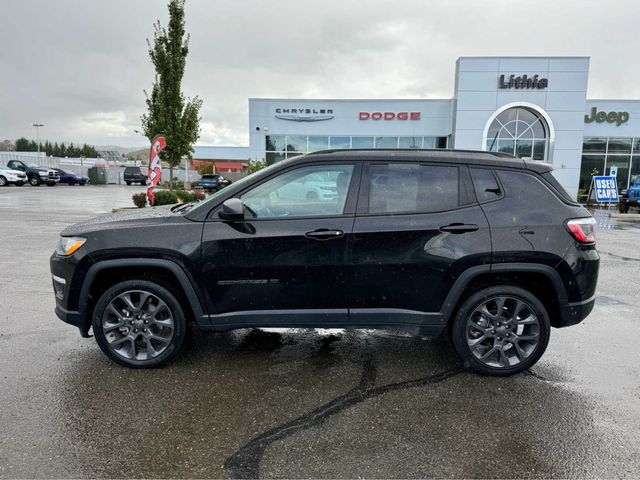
{"left": 1, "top": 184, "right": 639, "bottom": 478}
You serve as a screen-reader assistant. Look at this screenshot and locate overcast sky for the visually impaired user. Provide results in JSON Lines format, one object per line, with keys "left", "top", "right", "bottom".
{"left": 1, "top": 0, "right": 639, "bottom": 149}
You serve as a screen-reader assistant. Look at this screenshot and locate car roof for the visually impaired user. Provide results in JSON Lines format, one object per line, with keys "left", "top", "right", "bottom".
{"left": 293, "top": 148, "right": 552, "bottom": 173}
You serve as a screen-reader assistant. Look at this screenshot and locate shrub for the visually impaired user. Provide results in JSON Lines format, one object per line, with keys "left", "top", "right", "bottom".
{"left": 193, "top": 189, "right": 206, "bottom": 201}
{"left": 198, "top": 162, "right": 214, "bottom": 175}
{"left": 132, "top": 192, "right": 147, "bottom": 208}
{"left": 247, "top": 160, "right": 267, "bottom": 174}
{"left": 153, "top": 190, "right": 179, "bottom": 205}
{"left": 176, "top": 191, "right": 195, "bottom": 203}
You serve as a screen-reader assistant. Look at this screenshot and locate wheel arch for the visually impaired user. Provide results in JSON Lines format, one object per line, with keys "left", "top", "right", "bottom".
{"left": 440, "top": 263, "right": 568, "bottom": 328}
{"left": 80, "top": 259, "right": 206, "bottom": 336}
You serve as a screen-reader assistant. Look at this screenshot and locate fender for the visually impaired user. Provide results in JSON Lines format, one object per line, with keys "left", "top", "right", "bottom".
{"left": 438, "top": 263, "right": 568, "bottom": 321}
{"left": 78, "top": 258, "right": 207, "bottom": 323}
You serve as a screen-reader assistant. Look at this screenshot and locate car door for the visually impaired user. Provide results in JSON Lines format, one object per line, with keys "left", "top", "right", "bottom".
{"left": 200, "top": 161, "right": 361, "bottom": 326}
{"left": 349, "top": 161, "right": 491, "bottom": 325}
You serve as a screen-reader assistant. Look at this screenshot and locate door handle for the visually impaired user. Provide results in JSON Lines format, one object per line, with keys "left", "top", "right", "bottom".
{"left": 439, "top": 223, "right": 479, "bottom": 234}
{"left": 305, "top": 229, "right": 344, "bottom": 240}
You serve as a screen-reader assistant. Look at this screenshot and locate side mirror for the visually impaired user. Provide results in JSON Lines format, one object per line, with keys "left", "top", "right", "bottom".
{"left": 219, "top": 198, "right": 244, "bottom": 221}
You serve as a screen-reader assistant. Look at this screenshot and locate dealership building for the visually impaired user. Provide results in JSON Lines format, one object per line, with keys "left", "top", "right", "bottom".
{"left": 232, "top": 56, "right": 640, "bottom": 200}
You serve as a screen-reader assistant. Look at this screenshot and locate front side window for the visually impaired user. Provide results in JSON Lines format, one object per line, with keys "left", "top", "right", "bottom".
{"left": 241, "top": 164, "right": 354, "bottom": 218}
{"left": 368, "top": 163, "right": 459, "bottom": 214}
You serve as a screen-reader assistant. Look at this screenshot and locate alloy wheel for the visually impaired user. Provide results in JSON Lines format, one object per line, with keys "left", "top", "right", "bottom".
{"left": 466, "top": 296, "right": 541, "bottom": 369}
{"left": 101, "top": 290, "right": 175, "bottom": 361}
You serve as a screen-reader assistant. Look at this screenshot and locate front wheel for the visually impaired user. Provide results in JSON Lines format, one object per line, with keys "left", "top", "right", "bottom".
{"left": 92, "top": 280, "right": 187, "bottom": 368}
{"left": 451, "top": 286, "right": 550, "bottom": 376}
{"left": 0, "top": 176, "right": 7, "bottom": 187}
{"left": 125, "top": 181, "right": 132, "bottom": 186}
{"left": 46, "top": 181, "right": 55, "bottom": 186}
{"left": 29, "top": 176, "right": 41, "bottom": 186}
{"left": 15, "top": 181, "right": 24, "bottom": 187}
{"left": 619, "top": 202, "right": 629, "bottom": 213}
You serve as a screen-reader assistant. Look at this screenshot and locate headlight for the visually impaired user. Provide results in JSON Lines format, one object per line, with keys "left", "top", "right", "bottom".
{"left": 56, "top": 236, "right": 86, "bottom": 256}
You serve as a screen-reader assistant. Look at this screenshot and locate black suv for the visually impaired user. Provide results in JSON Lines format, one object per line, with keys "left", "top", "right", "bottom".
{"left": 50, "top": 150, "right": 599, "bottom": 375}
{"left": 123, "top": 166, "right": 147, "bottom": 185}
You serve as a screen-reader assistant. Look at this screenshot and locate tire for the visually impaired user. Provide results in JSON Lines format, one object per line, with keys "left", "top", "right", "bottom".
{"left": 29, "top": 176, "right": 41, "bottom": 186}
{"left": 619, "top": 203, "right": 629, "bottom": 214}
{"left": 126, "top": 181, "right": 132, "bottom": 186}
{"left": 0, "top": 176, "right": 7, "bottom": 187}
{"left": 15, "top": 181, "right": 24, "bottom": 187}
{"left": 451, "top": 285, "right": 550, "bottom": 376}
{"left": 46, "top": 181, "right": 55, "bottom": 186}
{"left": 92, "top": 279, "right": 187, "bottom": 368}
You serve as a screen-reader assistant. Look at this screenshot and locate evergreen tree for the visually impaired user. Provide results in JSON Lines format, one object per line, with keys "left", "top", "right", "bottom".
{"left": 15, "top": 137, "right": 30, "bottom": 151}
{"left": 141, "top": 0, "right": 202, "bottom": 189}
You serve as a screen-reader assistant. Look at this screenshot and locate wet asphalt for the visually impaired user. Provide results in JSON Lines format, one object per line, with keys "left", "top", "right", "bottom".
{"left": 0, "top": 184, "right": 639, "bottom": 479}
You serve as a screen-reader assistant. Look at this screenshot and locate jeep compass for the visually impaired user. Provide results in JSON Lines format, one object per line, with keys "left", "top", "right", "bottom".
{"left": 50, "top": 150, "right": 599, "bottom": 375}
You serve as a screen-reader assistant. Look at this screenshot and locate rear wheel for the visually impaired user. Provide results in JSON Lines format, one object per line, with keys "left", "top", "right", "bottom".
{"left": 451, "top": 285, "right": 550, "bottom": 376}
{"left": 92, "top": 280, "right": 187, "bottom": 368}
{"left": 126, "top": 181, "right": 132, "bottom": 186}
{"left": 46, "top": 181, "right": 55, "bottom": 186}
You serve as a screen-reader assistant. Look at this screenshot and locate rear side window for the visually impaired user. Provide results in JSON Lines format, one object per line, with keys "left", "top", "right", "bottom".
{"left": 470, "top": 168, "right": 502, "bottom": 203}
{"left": 368, "top": 163, "right": 459, "bottom": 214}
{"left": 496, "top": 170, "right": 563, "bottom": 206}
{"left": 541, "top": 172, "right": 579, "bottom": 205}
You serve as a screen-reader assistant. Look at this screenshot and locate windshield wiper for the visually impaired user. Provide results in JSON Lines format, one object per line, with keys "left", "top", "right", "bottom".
{"left": 171, "top": 201, "right": 196, "bottom": 213}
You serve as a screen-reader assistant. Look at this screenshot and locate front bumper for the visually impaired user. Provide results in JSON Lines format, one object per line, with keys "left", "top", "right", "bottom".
{"left": 50, "top": 252, "right": 92, "bottom": 337}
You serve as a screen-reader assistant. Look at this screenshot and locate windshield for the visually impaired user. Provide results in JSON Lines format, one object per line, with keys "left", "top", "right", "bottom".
{"left": 26, "top": 162, "right": 41, "bottom": 168}
{"left": 188, "top": 161, "right": 283, "bottom": 215}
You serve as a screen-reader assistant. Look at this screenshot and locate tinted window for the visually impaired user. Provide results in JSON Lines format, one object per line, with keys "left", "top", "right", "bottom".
{"left": 368, "top": 163, "right": 459, "bottom": 214}
{"left": 241, "top": 164, "right": 354, "bottom": 218}
{"left": 541, "top": 172, "right": 579, "bottom": 204}
{"left": 496, "top": 170, "right": 561, "bottom": 206}
{"left": 470, "top": 168, "right": 501, "bottom": 202}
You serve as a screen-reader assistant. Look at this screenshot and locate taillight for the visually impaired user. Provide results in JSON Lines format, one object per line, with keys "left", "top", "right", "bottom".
{"left": 566, "top": 218, "right": 596, "bottom": 244}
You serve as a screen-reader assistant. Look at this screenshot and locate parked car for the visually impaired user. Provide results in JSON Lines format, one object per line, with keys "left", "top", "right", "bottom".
{"left": 193, "top": 174, "right": 231, "bottom": 192}
{"left": 51, "top": 149, "right": 599, "bottom": 374}
{"left": 6, "top": 159, "right": 60, "bottom": 186}
{"left": 618, "top": 175, "right": 640, "bottom": 213}
{"left": 53, "top": 168, "right": 89, "bottom": 186}
{"left": 123, "top": 166, "right": 147, "bottom": 186}
{"left": 0, "top": 163, "right": 28, "bottom": 186}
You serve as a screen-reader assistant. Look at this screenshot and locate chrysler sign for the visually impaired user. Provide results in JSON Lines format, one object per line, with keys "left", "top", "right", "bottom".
{"left": 274, "top": 107, "right": 334, "bottom": 122}
{"left": 359, "top": 111, "right": 421, "bottom": 121}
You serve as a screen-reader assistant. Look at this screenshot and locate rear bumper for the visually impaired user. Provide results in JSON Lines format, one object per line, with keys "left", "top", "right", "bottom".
{"left": 557, "top": 294, "right": 596, "bottom": 328}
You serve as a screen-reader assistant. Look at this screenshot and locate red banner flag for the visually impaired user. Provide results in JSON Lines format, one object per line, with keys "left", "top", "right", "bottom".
{"left": 147, "top": 136, "right": 166, "bottom": 206}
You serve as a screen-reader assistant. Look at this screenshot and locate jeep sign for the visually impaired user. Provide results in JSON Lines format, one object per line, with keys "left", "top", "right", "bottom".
{"left": 584, "top": 107, "right": 630, "bottom": 126}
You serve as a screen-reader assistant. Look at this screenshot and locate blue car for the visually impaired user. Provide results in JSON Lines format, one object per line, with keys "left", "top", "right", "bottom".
{"left": 53, "top": 168, "right": 89, "bottom": 186}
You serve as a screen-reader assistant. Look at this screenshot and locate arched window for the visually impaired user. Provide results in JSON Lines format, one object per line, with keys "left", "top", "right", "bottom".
{"left": 485, "top": 107, "right": 549, "bottom": 161}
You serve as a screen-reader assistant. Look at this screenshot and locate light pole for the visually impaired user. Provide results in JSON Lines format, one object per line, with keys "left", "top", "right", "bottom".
{"left": 32, "top": 123, "right": 44, "bottom": 153}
